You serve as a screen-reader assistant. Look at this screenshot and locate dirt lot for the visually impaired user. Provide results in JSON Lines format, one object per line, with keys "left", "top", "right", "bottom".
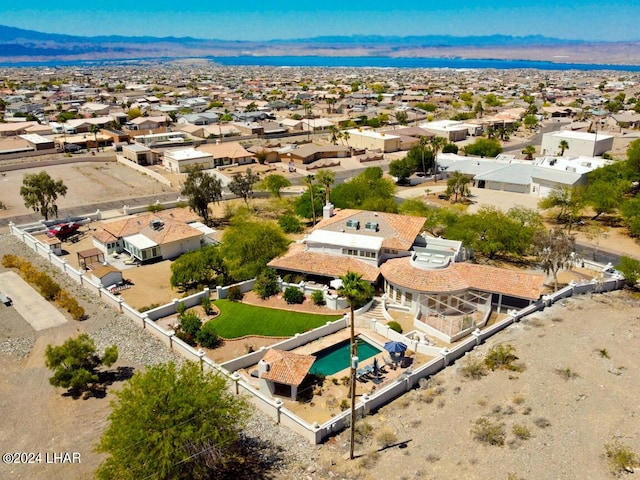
{"left": 0, "top": 161, "right": 175, "bottom": 219}
{"left": 291, "top": 290, "right": 640, "bottom": 480}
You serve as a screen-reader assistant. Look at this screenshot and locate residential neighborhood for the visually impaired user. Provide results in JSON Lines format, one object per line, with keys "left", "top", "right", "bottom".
{"left": 1, "top": 61, "right": 640, "bottom": 480}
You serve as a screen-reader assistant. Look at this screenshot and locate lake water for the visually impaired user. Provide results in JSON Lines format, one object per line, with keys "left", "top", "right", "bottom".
{"left": 3, "top": 56, "right": 640, "bottom": 71}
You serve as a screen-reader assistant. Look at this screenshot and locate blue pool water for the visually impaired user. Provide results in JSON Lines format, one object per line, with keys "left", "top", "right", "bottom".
{"left": 309, "top": 338, "right": 381, "bottom": 376}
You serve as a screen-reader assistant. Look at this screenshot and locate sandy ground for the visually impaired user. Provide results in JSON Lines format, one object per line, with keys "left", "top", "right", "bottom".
{"left": 287, "top": 290, "right": 640, "bottom": 480}
{"left": 0, "top": 161, "right": 175, "bottom": 219}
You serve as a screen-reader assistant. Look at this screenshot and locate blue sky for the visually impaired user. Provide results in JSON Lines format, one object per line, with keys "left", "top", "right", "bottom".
{"left": 4, "top": 1, "right": 639, "bottom": 42}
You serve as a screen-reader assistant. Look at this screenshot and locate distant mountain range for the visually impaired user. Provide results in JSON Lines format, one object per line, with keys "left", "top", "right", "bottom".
{"left": 1, "top": 24, "right": 639, "bottom": 65}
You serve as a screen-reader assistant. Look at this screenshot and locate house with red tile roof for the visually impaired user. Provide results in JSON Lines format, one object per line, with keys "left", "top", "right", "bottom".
{"left": 269, "top": 205, "right": 545, "bottom": 342}
{"left": 91, "top": 208, "right": 205, "bottom": 263}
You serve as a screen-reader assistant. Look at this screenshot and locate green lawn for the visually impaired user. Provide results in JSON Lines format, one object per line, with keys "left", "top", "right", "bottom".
{"left": 209, "top": 299, "right": 343, "bottom": 338}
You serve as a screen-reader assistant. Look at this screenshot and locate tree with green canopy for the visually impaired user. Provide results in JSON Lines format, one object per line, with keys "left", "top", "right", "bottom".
{"left": 463, "top": 138, "right": 503, "bottom": 158}
{"left": 445, "top": 171, "right": 471, "bottom": 203}
{"left": 20, "top": 171, "right": 68, "bottom": 220}
{"left": 95, "top": 362, "right": 250, "bottom": 480}
{"left": 180, "top": 167, "right": 223, "bottom": 225}
{"left": 170, "top": 245, "right": 227, "bottom": 290}
{"left": 228, "top": 168, "right": 259, "bottom": 205}
{"left": 258, "top": 173, "right": 291, "bottom": 198}
{"left": 331, "top": 167, "right": 396, "bottom": 212}
{"left": 221, "top": 218, "right": 289, "bottom": 281}
{"left": 45, "top": 334, "right": 118, "bottom": 395}
{"left": 558, "top": 139, "right": 570, "bottom": 156}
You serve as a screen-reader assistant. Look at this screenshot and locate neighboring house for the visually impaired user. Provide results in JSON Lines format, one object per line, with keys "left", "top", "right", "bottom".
{"left": 197, "top": 141, "right": 255, "bottom": 167}
{"left": 163, "top": 148, "right": 214, "bottom": 173}
{"left": 286, "top": 144, "right": 350, "bottom": 164}
{"left": 419, "top": 120, "right": 469, "bottom": 141}
{"left": 127, "top": 116, "right": 170, "bottom": 131}
{"left": 91, "top": 209, "right": 203, "bottom": 262}
{"left": 121, "top": 144, "right": 156, "bottom": 166}
{"left": 18, "top": 134, "right": 55, "bottom": 151}
{"left": 177, "top": 113, "right": 220, "bottom": 126}
{"left": 346, "top": 128, "right": 401, "bottom": 153}
{"left": 540, "top": 130, "right": 614, "bottom": 157}
{"left": 269, "top": 207, "right": 545, "bottom": 343}
{"left": 247, "top": 145, "right": 280, "bottom": 163}
{"left": 87, "top": 263, "right": 123, "bottom": 289}
{"left": 79, "top": 102, "right": 111, "bottom": 117}
{"left": 258, "top": 349, "right": 316, "bottom": 400}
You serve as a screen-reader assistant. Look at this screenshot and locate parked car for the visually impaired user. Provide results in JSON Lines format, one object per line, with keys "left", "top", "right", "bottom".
{"left": 63, "top": 143, "right": 83, "bottom": 153}
{"left": 47, "top": 222, "right": 80, "bottom": 238}
{"left": 0, "top": 292, "right": 12, "bottom": 306}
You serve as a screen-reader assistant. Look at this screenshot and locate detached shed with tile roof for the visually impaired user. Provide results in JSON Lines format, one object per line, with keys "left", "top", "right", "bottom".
{"left": 258, "top": 349, "right": 316, "bottom": 400}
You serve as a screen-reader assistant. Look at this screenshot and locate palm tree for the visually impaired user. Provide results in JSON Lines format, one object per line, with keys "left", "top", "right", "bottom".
{"left": 430, "top": 136, "right": 447, "bottom": 182}
{"left": 328, "top": 125, "right": 340, "bottom": 145}
{"left": 558, "top": 140, "right": 569, "bottom": 156}
{"left": 522, "top": 145, "right": 536, "bottom": 160}
{"left": 304, "top": 175, "right": 317, "bottom": 225}
{"left": 315, "top": 169, "right": 335, "bottom": 206}
{"left": 89, "top": 123, "right": 100, "bottom": 152}
{"left": 419, "top": 136, "right": 429, "bottom": 176}
{"left": 338, "top": 271, "right": 374, "bottom": 460}
{"left": 341, "top": 130, "right": 351, "bottom": 149}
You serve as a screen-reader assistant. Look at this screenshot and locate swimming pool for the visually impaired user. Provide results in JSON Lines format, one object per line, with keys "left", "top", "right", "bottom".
{"left": 309, "top": 337, "right": 382, "bottom": 376}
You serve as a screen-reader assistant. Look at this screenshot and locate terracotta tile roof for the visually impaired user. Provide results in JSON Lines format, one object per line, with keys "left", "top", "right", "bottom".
{"left": 197, "top": 141, "right": 253, "bottom": 159}
{"left": 94, "top": 209, "right": 202, "bottom": 245}
{"left": 260, "top": 349, "right": 315, "bottom": 386}
{"left": 313, "top": 209, "right": 425, "bottom": 252}
{"left": 268, "top": 243, "right": 380, "bottom": 282}
{"left": 380, "top": 258, "right": 545, "bottom": 300}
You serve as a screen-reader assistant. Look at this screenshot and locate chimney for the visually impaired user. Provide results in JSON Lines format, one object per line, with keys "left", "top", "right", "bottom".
{"left": 323, "top": 202, "right": 335, "bottom": 219}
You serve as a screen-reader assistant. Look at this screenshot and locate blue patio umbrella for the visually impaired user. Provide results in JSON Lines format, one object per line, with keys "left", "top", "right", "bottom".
{"left": 384, "top": 341, "right": 408, "bottom": 362}
{"left": 384, "top": 341, "right": 407, "bottom": 354}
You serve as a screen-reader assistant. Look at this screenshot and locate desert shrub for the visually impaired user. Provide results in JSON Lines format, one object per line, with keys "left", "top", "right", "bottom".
{"left": 196, "top": 321, "right": 222, "bottom": 348}
{"left": 278, "top": 213, "right": 304, "bottom": 233}
{"left": 484, "top": 344, "right": 522, "bottom": 372}
{"left": 471, "top": 418, "right": 506, "bottom": 446}
{"left": 69, "top": 304, "right": 86, "bottom": 321}
{"left": 311, "top": 290, "right": 325, "bottom": 306}
{"left": 227, "top": 285, "right": 244, "bottom": 302}
{"left": 283, "top": 286, "right": 304, "bottom": 304}
{"left": 533, "top": 417, "right": 551, "bottom": 429}
{"left": 512, "top": 393, "right": 526, "bottom": 405}
{"left": 35, "top": 273, "right": 61, "bottom": 300}
{"left": 176, "top": 302, "right": 187, "bottom": 316}
{"left": 387, "top": 320, "right": 403, "bottom": 333}
{"left": 511, "top": 423, "right": 531, "bottom": 440}
{"left": 139, "top": 303, "right": 160, "bottom": 312}
{"left": 460, "top": 356, "right": 487, "bottom": 379}
{"left": 597, "top": 348, "right": 610, "bottom": 359}
{"left": 554, "top": 367, "right": 579, "bottom": 380}
{"left": 340, "top": 399, "right": 349, "bottom": 411}
{"left": 358, "top": 451, "right": 380, "bottom": 469}
{"left": 146, "top": 203, "right": 165, "bottom": 213}
{"left": 605, "top": 440, "right": 639, "bottom": 476}
{"left": 55, "top": 290, "right": 85, "bottom": 320}
{"left": 375, "top": 427, "right": 398, "bottom": 448}
{"left": 1, "top": 254, "right": 22, "bottom": 268}
{"left": 354, "top": 421, "right": 374, "bottom": 444}
{"left": 19, "top": 261, "right": 40, "bottom": 283}
{"left": 253, "top": 269, "right": 280, "bottom": 300}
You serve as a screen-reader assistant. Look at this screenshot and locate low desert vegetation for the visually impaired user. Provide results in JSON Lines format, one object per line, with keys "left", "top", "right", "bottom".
{"left": 375, "top": 427, "right": 398, "bottom": 448}
{"left": 460, "top": 355, "right": 488, "bottom": 379}
{"left": 471, "top": 417, "right": 506, "bottom": 446}
{"left": 605, "top": 440, "right": 640, "bottom": 476}
{"left": 511, "top": 423, "right": 532, "bottom": 440}
{"left": 484, "top": 343, "right": 523, "bottom": 372}
{"left": 554, "top": 366, "right": 579, "bottom": 380}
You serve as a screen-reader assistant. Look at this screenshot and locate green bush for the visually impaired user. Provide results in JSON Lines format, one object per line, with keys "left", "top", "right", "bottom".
{"left": 178, "top": 311, "right": 202, "bottom": 346}
{"left": 227, "top": 286, "right": 244, "bottom": 302}
{"left": 311, "top": 290, "right": 325, "bottom": 306}
{"left": 146, "top": 204, "right": 165, "bottom": 213}
{"left": 278, "top": 213, "right": 304, "bottom": 234}
{"left": 253, "top": 269, "right": 280, "bottom": 300}
{"left": 283, "top": 286, "right": 304, "bottom": 304}
{"left": 460, "top": 356, "right": 487, "bottom": 379}
{"left": 442, "top": 143, "right": 459, "bottom": 154}
{"left": 35, "top": 273, "right": 61, "bottom": 301}
{"left": 196, "top": 321, "right": 222, "bottom": 348}
{"left": 1, "top": 254, "right": 22, "bottom": 268}
{"left": 201, "top": 296, "right": 213, "bottom": 315}
{"left": 387, "top": 321, "right": 403, "bottom": 333}
{"left": 484, "top": 344, "right": 522, "bottom": 372}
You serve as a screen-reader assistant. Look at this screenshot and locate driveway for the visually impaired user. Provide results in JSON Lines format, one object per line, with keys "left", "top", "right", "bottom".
{"left": 0, "top": 271, "right": 68, "bottom": 331}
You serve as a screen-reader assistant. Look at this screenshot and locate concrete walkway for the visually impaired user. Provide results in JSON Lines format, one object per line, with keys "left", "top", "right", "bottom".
{"left": 0, "top": 271, "right": 68, "bottom": 331}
